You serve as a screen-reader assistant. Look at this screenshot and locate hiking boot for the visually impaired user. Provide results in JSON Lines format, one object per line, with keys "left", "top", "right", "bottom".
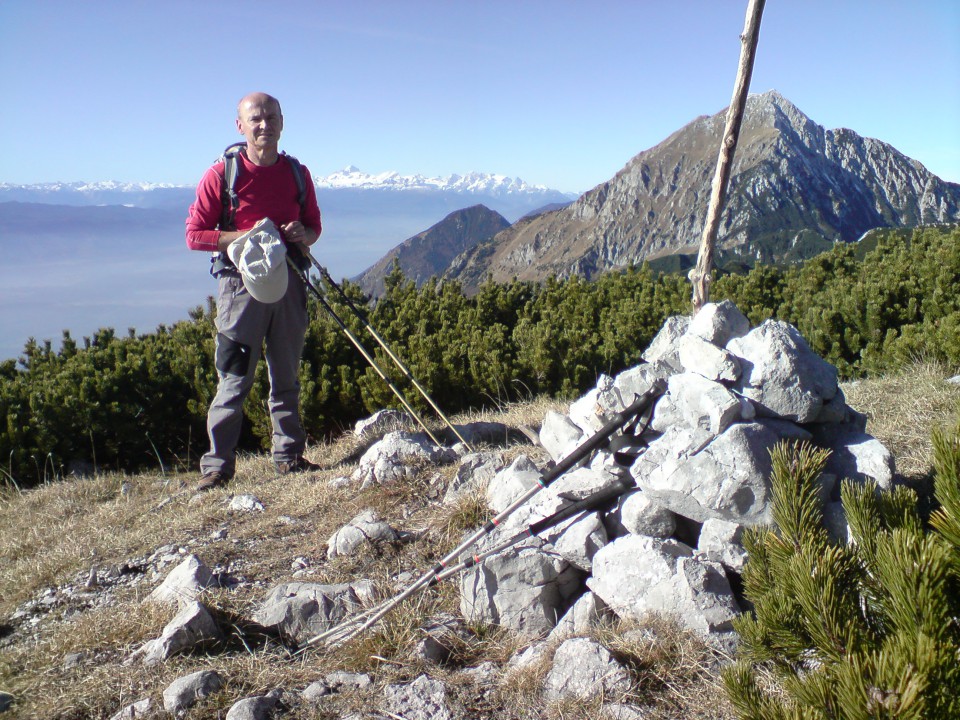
{"left": 274, "top": 457, "right": 322, "bottom": 475}
{"left": 196, "top": 471, "right": 230, "bottom": 492}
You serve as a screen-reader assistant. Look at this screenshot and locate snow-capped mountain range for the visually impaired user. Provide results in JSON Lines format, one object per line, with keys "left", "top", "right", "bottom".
{"left": 0, "top": 168, "right": 568, "bottom": 204}
{"left": 316, "top": 166, "right": 554, "bottom": 195}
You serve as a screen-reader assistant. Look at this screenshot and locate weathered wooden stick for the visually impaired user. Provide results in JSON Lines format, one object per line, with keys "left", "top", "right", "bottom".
{"left": 690, "top": 0, "right": 766, "bottom": 314}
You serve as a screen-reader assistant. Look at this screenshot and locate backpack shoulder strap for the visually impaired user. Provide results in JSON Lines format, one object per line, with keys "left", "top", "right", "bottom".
{"left": 282, "top": 151, "right": 307, "bottom": 209}
{"left": 220, "top": 142, "right": 246, "bottom": 230}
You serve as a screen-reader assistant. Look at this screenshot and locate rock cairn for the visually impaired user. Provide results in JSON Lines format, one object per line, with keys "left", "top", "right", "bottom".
{"left": 461, "top": 299, "right": 893, "bottom": 642}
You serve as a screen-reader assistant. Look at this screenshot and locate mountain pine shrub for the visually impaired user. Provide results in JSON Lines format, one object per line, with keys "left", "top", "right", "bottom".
{"left": 723, "top": 437, "right": 960, "bottom": 719}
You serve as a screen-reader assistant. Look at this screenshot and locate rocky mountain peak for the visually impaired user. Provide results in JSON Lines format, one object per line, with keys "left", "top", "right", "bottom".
{"left": 444, "top": 93, "right": 960, "bottom": 293}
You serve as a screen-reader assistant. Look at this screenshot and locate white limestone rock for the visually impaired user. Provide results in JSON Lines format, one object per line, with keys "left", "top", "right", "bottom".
{"left": 147, "top": 554, "right": 216, "bottom": 608}
{"left": 588, "top": 536, "right": 739, "bottom": 635}
{"left": 548, "top": 591, "right": 607, "bottom": 641}
{"left": 687, "top": 300, "right": 751, "bottom": 346}
{"left": 109, "top": 698, "right": 154, "bottom": 720}
{"left": 696, "top": 518, "right": 748, "bottom": 573}
{"left": 162, "top": 670, "right": 223, "bottom": 713}
{"left": 382, "top": 674, "right": 455, "bottom": 720}
{"left": 664, "top": 372, "right": 745, "bottom": 436}
{"left": 569, "top": 387, "right": 609, "bottom": 436}
{"left": 642, "top": 315, "right": 690, "bottom": 371}
{"left": 140, "top": 601, "right": 223, "bottom": 666}
{"left": 351, "top": 431, "right": 456, "bottom": 488}
{"left": 604, "top": 489, "right": 677, "bottom": 539}
{"left": 326, "top": 509, "right": 398, "bottom": 559}
{"left": 226, "top": 694, "right": 279, "bottom": 720}
{"left": 460, "top": 543, "right": 582, "bottom": 637}
{"left": 253, "top": 580, "right": 377, "bottom": 643}
{"left": 539, "top": 410, "right": 584, "bottom": 464}
{"left": 443, "top": 451, "right": 504, "bottom": 503}
{"left": 810, "top": 425, "right": 895, "bottom": 492}
{"left": 678, "top": 334, "right": 742, "bottom": 383}
{"left": 543, "top": 637, "right": 631, "bottom": 702}
{"left": 728, "top": 320, "right": 839, "bottom": 423}
{"left": 354, "top": 409, "right": 410, "bottom": 438}
{"left": 635, "top": 421, "right": 784, "bottom": 525}
{"left": 486, "top": 455, "right": 543, "bottom": 514}
{"left": 500, "top": 465, "right": 619, "bottom": 572}
{"left": 228, "top": 494, "right": 264, "bottom": 513}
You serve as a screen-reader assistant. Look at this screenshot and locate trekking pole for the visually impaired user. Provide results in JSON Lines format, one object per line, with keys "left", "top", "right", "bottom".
{"left": 301, "top": 249, "right": 475, "bottom": 452}
{"left": 299, "top": 378, "right": 665, "bottom": 650}
{"left": 313, "top": 473, "right": 640, "bottom": 648}
{"left": 286, "top": 256, "right": 445, "bottom": 448}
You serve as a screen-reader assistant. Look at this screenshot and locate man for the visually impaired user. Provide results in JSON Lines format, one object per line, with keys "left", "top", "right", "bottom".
{"left": 186, "top": 92, "right": 322, "bottom": 490}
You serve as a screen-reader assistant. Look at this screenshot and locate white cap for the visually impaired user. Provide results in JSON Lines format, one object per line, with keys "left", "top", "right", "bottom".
{"left": 226, "top": 217, "right": 288, "bottom": 304}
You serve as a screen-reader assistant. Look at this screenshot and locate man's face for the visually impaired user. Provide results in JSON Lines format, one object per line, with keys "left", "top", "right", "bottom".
{"left": 236, "top": 98, "right": 283, "bottom": 151}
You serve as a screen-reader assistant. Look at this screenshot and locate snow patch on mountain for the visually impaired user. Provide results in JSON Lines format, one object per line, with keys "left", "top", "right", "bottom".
{"left": 0, "top": 181, "right": 189, "bottom": 193}
{"left": 315, "top": 167, "right": 562, "bottom": 195}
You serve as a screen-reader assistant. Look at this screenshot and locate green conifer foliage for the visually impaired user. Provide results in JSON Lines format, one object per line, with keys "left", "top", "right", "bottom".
{"left": 724, "top": 439, "right": 960, "bottom": 719}
{"left": 930, "top": 425, "right": 960, "bottom": 563}
{"left": 3, "top": 226, "right": 959, "bottom": 486}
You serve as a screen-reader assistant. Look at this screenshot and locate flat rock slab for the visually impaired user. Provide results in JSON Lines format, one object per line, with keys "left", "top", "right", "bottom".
{"left": 588, "top": 535, "right": 739, "bottom": 635}
{"left": 382, "top": 675, "right": 454, "bottom": 720}
{"left": 543, "top": 637, "right": 631, "bottom": 702}
{"left": 253, "top": 580, "right": 377, "bottom": 643}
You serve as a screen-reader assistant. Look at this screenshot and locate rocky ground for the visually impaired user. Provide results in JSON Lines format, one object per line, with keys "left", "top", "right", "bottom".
{"left": 2, "top": 309, "right": 957, "bottom": 720}
{"left": 0, "top": 401, "right": 732, "bottom": 720}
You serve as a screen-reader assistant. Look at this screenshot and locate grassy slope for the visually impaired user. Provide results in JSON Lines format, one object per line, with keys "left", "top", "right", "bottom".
{"left": 1, "top": 366, "right": 957, "bottom": 719}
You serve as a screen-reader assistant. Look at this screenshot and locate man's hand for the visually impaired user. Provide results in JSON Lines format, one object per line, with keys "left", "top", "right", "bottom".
{"left": 281, "top": 221, "right": 316, "bottom": 246}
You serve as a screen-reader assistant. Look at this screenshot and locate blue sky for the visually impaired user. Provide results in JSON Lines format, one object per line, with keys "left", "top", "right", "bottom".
{"left": 2, "top": 0, "right": 958, "bottom": 194}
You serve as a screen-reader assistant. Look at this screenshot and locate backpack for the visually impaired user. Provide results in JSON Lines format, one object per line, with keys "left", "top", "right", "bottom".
{"left": 211, "top": 142, "right": 309, "bottom": 276}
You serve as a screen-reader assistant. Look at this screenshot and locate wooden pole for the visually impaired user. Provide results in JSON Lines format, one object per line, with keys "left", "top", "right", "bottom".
{"left": 689, "top": 0, "right": 766, "bottom": 315}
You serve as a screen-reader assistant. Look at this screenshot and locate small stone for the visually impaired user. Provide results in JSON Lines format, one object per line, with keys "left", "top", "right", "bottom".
{"left": 543, "top": 637, "right": 631, "bottom": 702}
{"left": 108, "top": 697, "right": 152, "bottom": 720}
{"left": 225, "top": 694, "right": 278, "bottom": 720}
{"left": 302, "top": 681, "right": 331, "bottom": 702}
{"left": 162, "top": 670, "right": 223, "bottom": 713}
{"left": 382, "top": 675, "right": 454, "bottom": 720}
{"left": 325, "top": 670, "right": 373, "bottom": 690}
{"left": 228, "top": 494, "right": 264, "bottom": 513}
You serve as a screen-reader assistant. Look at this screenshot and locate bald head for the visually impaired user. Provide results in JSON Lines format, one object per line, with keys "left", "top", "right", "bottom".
{"left": 237, "top": 92, "right": 282, "bottom": 118}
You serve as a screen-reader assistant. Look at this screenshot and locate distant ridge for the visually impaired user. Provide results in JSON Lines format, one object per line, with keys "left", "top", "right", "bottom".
{"left": 356, "top": 204, "right": 511, "bottom": 297}
{"left": 0, "top": 169, "right": 574, "bottom": 207}
{"left": 445, "top": 90, "right": 960, "bottom": 293}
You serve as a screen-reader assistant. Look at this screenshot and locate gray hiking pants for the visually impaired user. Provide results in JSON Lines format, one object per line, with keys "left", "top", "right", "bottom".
{"left": 201, "top": 266, "right": 308, "bottom": 477}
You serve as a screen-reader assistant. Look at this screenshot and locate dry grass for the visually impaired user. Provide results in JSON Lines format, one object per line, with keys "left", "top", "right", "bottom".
{"left": 841, "top": 360, "right": 960, "bottom": 480}
{"left": 493, "top": 614, "right": 734, "bottom": 720}
{"left": 1, "top": 367, "right": 957, "bottom": 719}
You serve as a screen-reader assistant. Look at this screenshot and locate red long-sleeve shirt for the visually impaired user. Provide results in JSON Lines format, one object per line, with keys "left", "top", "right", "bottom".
{"left": 185, "top": 152, "right": 322, "bottom": 252}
